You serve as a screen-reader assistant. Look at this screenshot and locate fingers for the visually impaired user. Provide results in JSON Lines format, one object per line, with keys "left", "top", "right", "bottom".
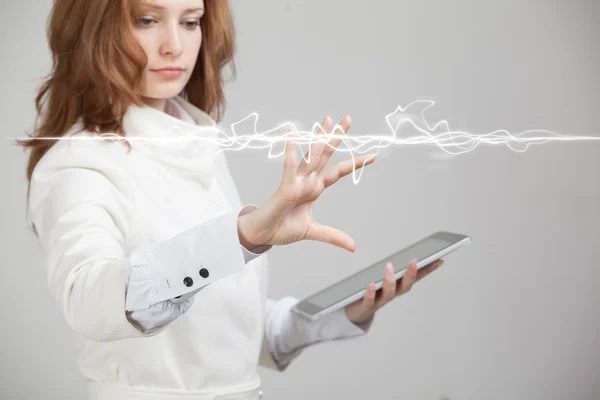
{"left": 396, "top": 259, "right": 418, "bottom": 295}
{"left": 285, "top": 115, "right": 354, "bottom": 182}
{"left": 314, "top": 115, "right": 352, "bottom": 174}
{"left": 320, "top": 153, "right": 377, "bottom": 189}
{"left": 394, "top": 259, "right": 443, "bottom": 296}
{"left": 304, "top": 221, "right": 356, "bottom": 252}
{"left": 375, "top": 263, "right": 397, "bottom": 308}
{"left": 359, "top": 283, "right": 377, "bottom": 312}
{"left": 357, "top": 259, "right": 444, "bottom": 317}
{"left": 282, "top": 132, "right": 298, "bottom": 186}
{"left": 357, "top": 259, "right": 428, "bottom": 314}
{"left": 297, "top": 116, "right": 332, "bottom": 177}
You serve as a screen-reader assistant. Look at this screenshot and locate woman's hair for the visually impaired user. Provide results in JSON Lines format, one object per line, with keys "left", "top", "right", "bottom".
{"left": 17, "top": 0, "right": 236, "bottom": 196}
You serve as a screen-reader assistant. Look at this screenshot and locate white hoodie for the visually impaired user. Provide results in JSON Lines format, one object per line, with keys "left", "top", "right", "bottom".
{"left": 27, "top": 96, "right": 371, "bottom": 400}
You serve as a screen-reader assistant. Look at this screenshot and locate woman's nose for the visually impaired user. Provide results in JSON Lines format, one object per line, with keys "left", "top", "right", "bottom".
{"left": 160, "top": 23, "right": 183, "bottom": 57}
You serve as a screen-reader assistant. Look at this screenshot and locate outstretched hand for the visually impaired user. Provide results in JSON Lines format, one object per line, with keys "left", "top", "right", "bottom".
{"left": 238, "top": 115, "right": 376, "bottom": 252}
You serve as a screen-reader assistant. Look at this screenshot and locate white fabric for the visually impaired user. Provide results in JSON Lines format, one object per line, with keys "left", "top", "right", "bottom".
{"left": 27, "top": 95, "right": 373, "bottom": 399}
{"left": 124, "top": 208, "right": 249, "bottom": 309}
{"left": 125, "top": 204, "right": 270, "bottom": 331}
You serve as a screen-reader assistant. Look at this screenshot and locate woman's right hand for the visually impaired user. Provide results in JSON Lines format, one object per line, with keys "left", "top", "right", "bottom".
{"left": 237, "top": 115, "right": 377, "bottom": 253}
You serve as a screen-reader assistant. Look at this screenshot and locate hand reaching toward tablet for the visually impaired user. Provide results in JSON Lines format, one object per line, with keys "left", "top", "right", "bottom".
{"left": 344, "top": 258, "right": 445, "bottom": 326}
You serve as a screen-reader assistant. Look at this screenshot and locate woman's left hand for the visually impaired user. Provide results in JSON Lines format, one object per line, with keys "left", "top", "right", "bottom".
{"left": 344, "top": 258, "right": 445, "bottom": 326}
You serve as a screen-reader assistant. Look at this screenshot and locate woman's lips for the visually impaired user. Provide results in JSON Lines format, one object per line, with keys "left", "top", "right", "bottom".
{"left": 152, "top": 68, "right": 185, "bottom": 78}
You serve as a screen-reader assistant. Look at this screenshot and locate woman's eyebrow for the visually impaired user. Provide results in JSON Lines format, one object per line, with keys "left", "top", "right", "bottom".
{"left": 140, "top": 4, "right": 204, "bottom": 13}
{"left": 182, "top": 7, "right": 204, "bottom": 13}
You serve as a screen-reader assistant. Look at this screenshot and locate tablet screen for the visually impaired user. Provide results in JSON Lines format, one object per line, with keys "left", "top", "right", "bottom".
{"left": 307, "top": 237, "right": 451, "bottom": 309}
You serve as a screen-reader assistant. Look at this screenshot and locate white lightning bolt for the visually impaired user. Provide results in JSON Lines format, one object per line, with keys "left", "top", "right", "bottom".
{"left": 12, "top": 100, "right": 599, "bottom": 184}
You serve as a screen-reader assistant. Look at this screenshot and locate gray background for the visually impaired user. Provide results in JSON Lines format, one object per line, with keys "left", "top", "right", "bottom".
{"left": 1, "top": 0, "right": 599, "bottom": 399}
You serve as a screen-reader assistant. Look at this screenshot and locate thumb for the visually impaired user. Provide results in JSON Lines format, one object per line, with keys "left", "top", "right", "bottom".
{"left": 305, "top": 220, "right": 356, "bottom": 252}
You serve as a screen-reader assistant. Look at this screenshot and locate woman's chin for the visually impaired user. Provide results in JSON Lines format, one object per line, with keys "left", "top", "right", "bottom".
{"left": 141, "top": 83, "right": 187, "bottom": 101}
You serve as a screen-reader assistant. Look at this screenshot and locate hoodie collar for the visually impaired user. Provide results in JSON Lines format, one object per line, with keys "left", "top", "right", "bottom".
{"left": 123, "top": 95, "right": 217, "bottom": 137}
{"left": 122, "top": 96, "right": 222, "bottom": 189}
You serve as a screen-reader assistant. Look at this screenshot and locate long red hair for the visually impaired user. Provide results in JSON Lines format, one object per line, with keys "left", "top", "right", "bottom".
{"left": 17, "top": 0, "right": 236, "bottom": 198}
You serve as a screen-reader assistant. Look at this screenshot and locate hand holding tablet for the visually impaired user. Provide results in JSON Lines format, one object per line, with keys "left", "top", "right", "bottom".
{"left": 291, "top": 231, "right": 471, "bottom": 322}
{"left": 343, "top": 257, "right": 445, "bottom": 326}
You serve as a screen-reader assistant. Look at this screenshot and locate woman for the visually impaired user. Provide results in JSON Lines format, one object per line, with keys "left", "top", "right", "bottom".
{"left": 18, "top": 0, "right": 443, "bottom": 399}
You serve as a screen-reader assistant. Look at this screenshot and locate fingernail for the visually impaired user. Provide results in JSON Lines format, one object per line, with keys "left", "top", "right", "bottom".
{"left": 385, "top": 263, "right": 393, "bottom": 275}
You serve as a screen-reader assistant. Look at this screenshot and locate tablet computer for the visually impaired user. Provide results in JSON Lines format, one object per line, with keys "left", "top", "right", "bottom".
{"left": 291, "top": 231, "right": 471, "bottom": 321}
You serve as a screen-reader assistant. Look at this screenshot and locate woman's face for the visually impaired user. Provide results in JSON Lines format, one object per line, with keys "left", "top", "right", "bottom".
{"left": 131, "top": 0, "right": 205, "bottom": 109}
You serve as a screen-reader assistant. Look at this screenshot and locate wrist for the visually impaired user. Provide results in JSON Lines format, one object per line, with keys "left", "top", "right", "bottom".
{"left": 237, "top": 214, "right": 261, "bottom": 252}
{"left": 235, "top": 191, "right": 295, "bottom": 250}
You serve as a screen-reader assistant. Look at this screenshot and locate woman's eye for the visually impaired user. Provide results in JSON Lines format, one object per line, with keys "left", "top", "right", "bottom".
{"left": 136, "top": 17, "right": 156, "bottom": 27}
{"left": 183, "top": 20, "right": 201, "bottom": 29}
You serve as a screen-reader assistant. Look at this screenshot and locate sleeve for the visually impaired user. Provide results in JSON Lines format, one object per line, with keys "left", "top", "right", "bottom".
{"left": 28, "top": 139, "right": 254, "bottom": 342}
{"left": 29, "top": 158, "right": 157, "bottom": 342}
{"left": 125, "top": 204, "right": 271, "bottom": 312}
{"left": 125, "top": 205, "right": 272, "bottom": 331}
{"left": 123, "top": 207, "right": 250, "bottom": 312}
{"left": 259, "top": 296, "right": 374, "bottom": 371}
